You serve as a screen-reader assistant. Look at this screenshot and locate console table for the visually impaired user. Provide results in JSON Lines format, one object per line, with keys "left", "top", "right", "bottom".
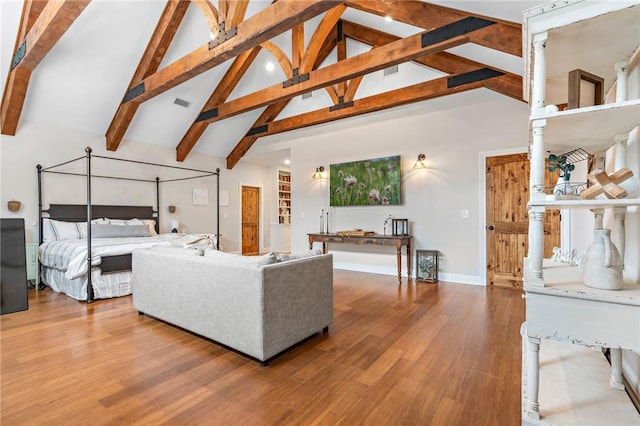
{"left": 307, "top": 233, "right": 411, "bottom": 280}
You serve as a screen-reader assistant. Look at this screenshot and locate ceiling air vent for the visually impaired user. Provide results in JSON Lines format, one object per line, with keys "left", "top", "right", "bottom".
{"left": 302, "top": 92, "right": 313, "bottom": 100}
{"left": 174, "top": 98, "right": 190, "bottom": 108}
{"left": 383, "top": 65, "right": 399, "bottom": 77}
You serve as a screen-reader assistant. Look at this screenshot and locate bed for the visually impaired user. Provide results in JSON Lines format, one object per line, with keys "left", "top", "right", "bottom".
{"left": 37, "top": 148, "right": 220, "bottom": 303}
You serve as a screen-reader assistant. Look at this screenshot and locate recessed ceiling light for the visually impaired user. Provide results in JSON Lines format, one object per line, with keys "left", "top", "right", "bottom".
{"left": 284, "top": 159, "right": 290, "bottom": 165}
{"left": 385, "top": 16, "right": 393, "bottom": 22}
{"left": 265, "top": 62, "right": 275, "bottom": 72}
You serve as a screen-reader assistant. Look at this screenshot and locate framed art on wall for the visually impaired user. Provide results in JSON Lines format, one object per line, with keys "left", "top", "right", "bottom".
{"left": 329, "top": 155, "right": 401, "bottom": 206}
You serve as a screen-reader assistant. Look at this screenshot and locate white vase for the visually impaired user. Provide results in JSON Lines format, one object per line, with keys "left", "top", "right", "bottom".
{"left": 582, "top": 229, "right": 623, "bottom": 290}
{"left": 554, "top": 177, "right": 574, "bottom": 196}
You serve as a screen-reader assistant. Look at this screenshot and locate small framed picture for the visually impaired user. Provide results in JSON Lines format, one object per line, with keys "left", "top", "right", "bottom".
{"left": 193, "top": 188, "right": 209, "bottom": 206}
{"left": 416, "top": 250, "right": 438, "bottom": 283}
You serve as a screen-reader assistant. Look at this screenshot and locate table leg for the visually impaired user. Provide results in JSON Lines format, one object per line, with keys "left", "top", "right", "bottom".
{"left": 395, "top": 242, "right": 402, "bottom": 281}
{"left": 610, "top": 348, "right": 625, "bottom": 390}
{"left": 406, "top": 239, "right": 411, "bottom": 279}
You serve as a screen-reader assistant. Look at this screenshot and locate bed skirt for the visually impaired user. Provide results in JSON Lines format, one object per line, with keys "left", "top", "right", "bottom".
{"left": 42, "top": 266, "right": 132, "bottom": 301}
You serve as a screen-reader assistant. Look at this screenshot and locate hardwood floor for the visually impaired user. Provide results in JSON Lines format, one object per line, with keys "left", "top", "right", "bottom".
{"left": 1, "top": 270, "right": 524, "bottom": 425}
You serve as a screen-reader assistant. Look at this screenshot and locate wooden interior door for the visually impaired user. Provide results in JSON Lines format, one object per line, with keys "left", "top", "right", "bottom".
{"left": 241, "top": 186, "right": 260, "bottom": 255}
{"left": 486, "top": 153, "right": 560, "bottom": 288}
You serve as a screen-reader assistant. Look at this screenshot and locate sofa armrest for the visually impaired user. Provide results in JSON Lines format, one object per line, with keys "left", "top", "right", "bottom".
{"left": 261, "top": 254, "right": 334, "bottom": 360}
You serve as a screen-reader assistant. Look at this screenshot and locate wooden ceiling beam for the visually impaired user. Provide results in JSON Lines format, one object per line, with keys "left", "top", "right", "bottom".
{"left": 122, "top": 0, "right": 341, "bottom": 105}
{"left": 197, "top": 27, "right": 474, "bottom": 125}
{"left": 226, "top": 101, "right": 290, "bottom": 169}
{"left": 226, "top": 0, "right": 249, "bottom": 27}
{"left": 345, "top": 0, "right": 521, "bottom": 56}
{"left": 245, "top": 69, "right": 499, "bottom": 138}
{"left": 225, "top": 17, "right": 523, "bottom": 167}
{"left": 106, "top": 0, "right": 190, "bottom": 151}
{"left": 1, "top": 0, "right": 90, "bottom": 135}
{"left": 341, "top": 20, "right": 523, "bottom": 101}
{"left": 176, "top": 47, "right": 262, "bottom": 161}
{"left": 178, "top": 5, "right": 343, "bottom": 164}
{"left": 292, "top": 24, "right": 304, "bottom": 70}
{"left": 226, "top": 28, "right": 338, "bottom": 169}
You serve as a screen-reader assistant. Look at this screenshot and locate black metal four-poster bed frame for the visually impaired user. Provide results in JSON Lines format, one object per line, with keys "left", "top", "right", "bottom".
{"left": 37, "top": 147, "right": 220, "bottom": 303}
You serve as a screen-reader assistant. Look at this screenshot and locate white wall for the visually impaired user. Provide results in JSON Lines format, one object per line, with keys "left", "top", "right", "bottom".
{"left": 0, "top": 120, "right": 272, "bottom": 253}
{"left": 264, "top": 89, "right": 531, "bottom": 283}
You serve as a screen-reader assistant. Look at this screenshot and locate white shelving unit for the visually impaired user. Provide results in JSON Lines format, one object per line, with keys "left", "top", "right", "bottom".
{"left": 277, "top": 169, "right": 291, "bottom": 225}
{"left": 521, "top": 1, "right": 640, "bottom": 424}
{"left": 271, "top": 168, "right": 291, "bottom": 253}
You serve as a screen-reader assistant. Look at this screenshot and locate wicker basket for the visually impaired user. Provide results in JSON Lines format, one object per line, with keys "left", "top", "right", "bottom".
{"left": 7, "top": 201, "right": 21, "bottom": 212}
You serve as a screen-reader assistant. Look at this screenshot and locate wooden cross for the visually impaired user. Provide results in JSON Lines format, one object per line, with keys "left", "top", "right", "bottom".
{"left": 581, "top": 168, "right": 634, "bottom": 199}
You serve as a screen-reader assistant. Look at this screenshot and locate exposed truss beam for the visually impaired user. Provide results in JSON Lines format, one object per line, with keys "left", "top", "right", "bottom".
{"left": 345, "top": 0, "right": 521, "bottom": 56}
{"left": 341, "top": 20, "right": 522, "bottom": 101}
{"left": 106, "top": 0, "right": 190, "bottom": 151}
{"left": 226, "top": 26, "right": 339, "bottom": 169}
{"left": 1, "top": 0, "right": 90, "bottom": 135}
{"left": 120, "top": 0, "right": 340, "bottom": 105}
{"left": 176, "top": 47, "right": 261, "bottom": 161}
{"left": 245, "top": 69, "right": 508, "bottom": 139}
{"left": 197, "top": 21, "right": 486, "bottom": 126}
{"left": 225, "top": 17, "right": 523, "bottom": 168}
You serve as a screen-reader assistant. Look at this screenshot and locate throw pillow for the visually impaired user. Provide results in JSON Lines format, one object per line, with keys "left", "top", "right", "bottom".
{"left": 91, "top": 224, "right": 151, "bottom": 238}
{"left": 204, "top": 249, "right": 276, "bottom": 265}
{"left": 148, "top": 245, "right": 203, "bottom": 256}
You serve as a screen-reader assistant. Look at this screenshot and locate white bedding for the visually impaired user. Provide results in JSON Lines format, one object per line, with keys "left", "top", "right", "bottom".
{"left": 42, "top": 266, "right": 133, "bottom": 301}
{"left": 39, "top": 233, "right": 218, "bottom": 280}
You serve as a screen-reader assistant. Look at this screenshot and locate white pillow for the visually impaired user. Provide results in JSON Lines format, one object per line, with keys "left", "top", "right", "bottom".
{"left": 42, "top": 219, "right": 84, "bottom": 242}
{"left": 142, "top": 219, "right": 158, "bottom": 236}
{"left": 103, "top": 218, "right": 158, "bottom": 236}
{"left": 276, "top": 249, "right": 323, "bottom": 262}
{"left": 204, "top": 250, "right": 276, "bottom": 265}
{"left": 91, "top": 224, "right": 151, "bottom": 238}
{"left": 148, "top": 245, "right": 203, "bottom": 256}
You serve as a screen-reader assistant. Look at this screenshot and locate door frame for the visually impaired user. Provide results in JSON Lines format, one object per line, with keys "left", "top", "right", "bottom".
{"left": 478, "top": 147, "right": 528, "bottom": 286}
{"left": 238, "top": 182, "right": 264, "bottom": 254}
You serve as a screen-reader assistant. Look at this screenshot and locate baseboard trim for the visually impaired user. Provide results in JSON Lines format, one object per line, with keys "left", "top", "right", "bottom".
{"left": 333, "top": 262, "right": 480, "bottom": 285}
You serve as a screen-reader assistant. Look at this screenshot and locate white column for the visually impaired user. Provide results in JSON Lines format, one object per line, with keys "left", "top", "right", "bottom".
{"left": 526, "top": 333, "right": 541, "bottom": 420}
{"left": 530, "top": 120, "right": 546, "bottom": 198}
{"left": 608, "top": 60, "right": 629, "bottom": 395}
{"left": 531, "top": 33, "right": 548, "bottom": 116}
{"left": 615, "top": 60, "right": 629, "bottom": 103}
{"left": 529, "top": 207, "right": 545, "bottom": 286}
{"left": 614, "top": 134, "right": 628, "bottom": 171}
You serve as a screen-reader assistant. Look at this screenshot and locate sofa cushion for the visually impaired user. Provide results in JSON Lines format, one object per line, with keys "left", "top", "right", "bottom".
{"left": 204, "top": 249, "right": 276, "bottom": 265}
{"left": 276, "top": 248, "right": 323, "bottom": 262}
{"left": 148, "top": 245, "right": 204, "bottom": 256}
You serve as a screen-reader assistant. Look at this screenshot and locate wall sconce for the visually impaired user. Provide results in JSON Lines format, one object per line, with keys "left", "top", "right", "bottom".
{"left": 168, "top": 205, "right": 176, "bottom": 214}
{"left": 312, "top": 166, "right": 325, "bottom": 180}
{"left": 413, "top": 154, "right": 427, "bottom": 170}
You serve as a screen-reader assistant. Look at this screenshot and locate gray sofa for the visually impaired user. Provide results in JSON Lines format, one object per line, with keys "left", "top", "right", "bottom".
{"left": 132, "top": 248, "right": 333, "bottom": 364}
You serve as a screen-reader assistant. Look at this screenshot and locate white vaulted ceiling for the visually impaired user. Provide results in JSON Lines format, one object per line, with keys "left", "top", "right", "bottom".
{"left": 0, "top": 1, "right": 545, "bottom": 166}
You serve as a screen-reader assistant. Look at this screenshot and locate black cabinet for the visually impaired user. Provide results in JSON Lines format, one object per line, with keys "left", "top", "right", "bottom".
{"left": 1, "top": 218, "right": 28, "bottom": 314}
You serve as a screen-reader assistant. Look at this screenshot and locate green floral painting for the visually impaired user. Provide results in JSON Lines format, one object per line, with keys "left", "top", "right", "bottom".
{"left": 329, "top": 155, "right": 401, "bottom": 206}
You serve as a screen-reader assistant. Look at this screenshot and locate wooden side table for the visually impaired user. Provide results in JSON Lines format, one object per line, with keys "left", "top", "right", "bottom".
{"left": 25, "top": 242, "right": 39, "bottom": 288}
